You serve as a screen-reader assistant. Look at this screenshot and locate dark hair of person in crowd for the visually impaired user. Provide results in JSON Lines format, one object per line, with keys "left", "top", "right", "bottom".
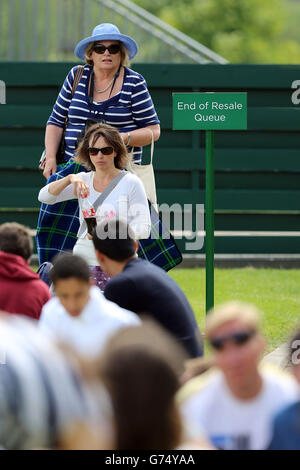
{"left": 92, "top": 218, "right": 136, "bottom": 262}
{"left": 50, "top": 252, "right": 91, "bottom": 285}
{"left": 98, "top": 320, "right": 187, "bottom": 450}
{"left": 75, "top": 123, "right": 130, "bottom": 171}
{"left": 0, "top": 222, "right": 33, "bottom": 261}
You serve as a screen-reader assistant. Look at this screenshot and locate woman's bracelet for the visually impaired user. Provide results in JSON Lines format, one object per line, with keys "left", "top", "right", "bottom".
{"left": 126, "top": 132, "right": 131, "bottom": 147}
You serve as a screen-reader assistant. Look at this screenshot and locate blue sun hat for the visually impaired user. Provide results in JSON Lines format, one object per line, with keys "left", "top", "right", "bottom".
{"left": 75, "top": 23, "right": 138, "bottom": 60}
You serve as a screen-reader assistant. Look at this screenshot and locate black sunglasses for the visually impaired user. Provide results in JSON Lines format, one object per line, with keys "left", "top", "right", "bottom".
{"left": 93, "top": 44, "right": 121, "bottom": 55}
{"left": 210, "top": 329, "right": 256, "bottom": 351}
{"left": 88, "top": 146, "right": 114, "bottom": 156}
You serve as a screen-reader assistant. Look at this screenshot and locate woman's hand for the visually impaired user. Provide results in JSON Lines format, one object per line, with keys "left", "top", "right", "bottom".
{"left": 120, "top": 133, "right": 129, "bottom": 145}
{"left": 43, "top": 157, "right": 57, "bottom": 180}
{"left": 43, "top": 125, "right": 64, "bottom": 179}
{"left": 119, "top": 125, "right": 160, "bottom": 148}
{"left": 69, "top": 174, "right": 90, "bottom": 198}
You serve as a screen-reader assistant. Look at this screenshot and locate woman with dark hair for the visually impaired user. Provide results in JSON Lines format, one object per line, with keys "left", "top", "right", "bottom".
{"left": 37, "top": 23, "right": 160, "bottom": 266}
{"left": 99, "top": 321, "right": 186, "bottom": 450}
{"left": 38, "top": 123, "right": 150, "bottom": 289}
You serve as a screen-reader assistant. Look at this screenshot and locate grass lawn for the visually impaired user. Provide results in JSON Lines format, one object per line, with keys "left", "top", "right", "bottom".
{"left": 169, "top": 268, "right": 300, "bottom": 354}
{"left": 33, "top": 263, "right": 300, "bottom": 354}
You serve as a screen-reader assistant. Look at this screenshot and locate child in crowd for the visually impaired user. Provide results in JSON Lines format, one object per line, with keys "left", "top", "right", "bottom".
{"left": 39, "top": 252, "right": 140, "bottom": 358}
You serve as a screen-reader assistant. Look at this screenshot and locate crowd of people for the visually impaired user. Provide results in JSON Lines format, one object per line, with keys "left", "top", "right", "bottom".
{"left": 1, "top": 22, "right": 300, "bottom": 451}
{"left": 1, "top": 219, "right": 300, "bottom": 450}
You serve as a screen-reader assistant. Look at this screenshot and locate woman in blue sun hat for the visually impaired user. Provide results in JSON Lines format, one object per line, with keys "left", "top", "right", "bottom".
{"left": 36, "top": 23, "right": 160, "bottom": 268}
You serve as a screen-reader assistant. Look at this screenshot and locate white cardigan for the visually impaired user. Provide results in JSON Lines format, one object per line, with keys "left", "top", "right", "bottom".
{"left": 38, "top": 171, "right": 151, "bottom": 240}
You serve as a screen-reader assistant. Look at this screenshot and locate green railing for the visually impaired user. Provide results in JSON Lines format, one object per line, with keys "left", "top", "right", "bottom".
{"left": 0, "top": 0, "right": 227, "bottom": 63}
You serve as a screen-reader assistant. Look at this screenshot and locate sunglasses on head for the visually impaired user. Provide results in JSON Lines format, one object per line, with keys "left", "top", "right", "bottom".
{"left": 88, "top": 146, "right": 114, "bottom": 156}
{"left": 209, "top": 329, "right": 256, "bottom": 351}
{"left": 93, "top": 44, "right": 121, "bottom": 55}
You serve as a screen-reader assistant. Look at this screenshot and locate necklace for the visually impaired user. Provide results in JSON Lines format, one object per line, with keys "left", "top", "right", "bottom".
{"left": 94, "top": 77, "right": 115, "bottom": 93}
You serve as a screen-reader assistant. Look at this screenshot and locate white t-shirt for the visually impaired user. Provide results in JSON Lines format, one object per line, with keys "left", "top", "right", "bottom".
{"left": 180, "top": 365, "right": 299, "bottom": 450}
{"left": 38, "top": 171, "right": 151, "bottom": 240}
{"left": 39, "top": 286, "right": 141, "bottom": 358}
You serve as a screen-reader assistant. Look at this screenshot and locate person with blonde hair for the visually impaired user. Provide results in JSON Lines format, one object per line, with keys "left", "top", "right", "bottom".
{"left": 180, "top": 301, "right": 299, "bottom": 450}
{"left": 37, "top": 22, "right": 160, "bottom": 265}
{"left": 43, "top": 23, "right": 160, "bottom": 179}
{"left": 38, "top": 124, "right": 150, "bottom": 289}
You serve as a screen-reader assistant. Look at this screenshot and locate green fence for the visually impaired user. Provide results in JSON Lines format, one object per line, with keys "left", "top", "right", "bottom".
{"left": 0, "top": 62, "right": 300, "bottom": 254}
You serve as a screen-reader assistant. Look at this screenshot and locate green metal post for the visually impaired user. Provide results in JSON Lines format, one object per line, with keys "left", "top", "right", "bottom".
{"left": 205, "top": 130, "right": 214, "bottom": 313}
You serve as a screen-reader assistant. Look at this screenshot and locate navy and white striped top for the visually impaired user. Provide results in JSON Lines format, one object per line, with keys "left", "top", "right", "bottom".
{"left": 47, "top": 64, "right": 160, "bottom": 164}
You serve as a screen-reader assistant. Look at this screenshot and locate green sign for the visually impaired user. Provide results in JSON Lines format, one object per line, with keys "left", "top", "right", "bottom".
{"left": 172, "top": 92, "right": 247, "bottom": 130}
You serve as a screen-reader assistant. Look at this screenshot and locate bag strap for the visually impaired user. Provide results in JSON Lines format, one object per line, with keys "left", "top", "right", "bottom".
{"left": 149, "top": 129, "right": 154, "bottom": 164}
{"left": 77, "top": 171, "right": 127, "bottom": 238}
{"left": 42, "top": 66, "right": 84, "bottom": 168}
{"left": 127, "top": 129, "right": 154, "bottom": 166}
{"left": 93, "top": 171, "right": 127, "bottom": 212}
{"left": 72, "top": 65, "right": 84, "bottom": 96}
{"left": 64, "top": 66, "right": 84, "bottom": 128}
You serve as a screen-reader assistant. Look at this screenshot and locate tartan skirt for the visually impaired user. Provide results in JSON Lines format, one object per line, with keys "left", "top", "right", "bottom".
{"left": 36, "top": 161, "right": 85, "bottom": 264}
